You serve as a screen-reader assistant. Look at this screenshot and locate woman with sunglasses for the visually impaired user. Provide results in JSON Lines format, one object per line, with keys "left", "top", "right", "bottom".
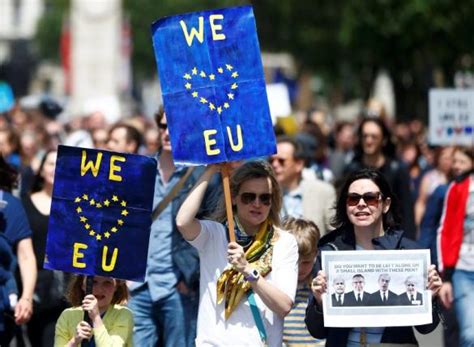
{"left": 305, "top": 168, "right": 442, "bottom": 347}
{"left": 176, "top": 160, "right": 298, "bottom": 346}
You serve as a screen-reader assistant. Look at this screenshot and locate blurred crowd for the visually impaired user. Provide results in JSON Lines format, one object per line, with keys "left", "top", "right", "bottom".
{"left": 0, "top": 94, "right": 472, "bottom": 347}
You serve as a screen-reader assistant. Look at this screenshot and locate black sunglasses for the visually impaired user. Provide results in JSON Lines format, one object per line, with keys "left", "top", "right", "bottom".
{"left": 239, "top": 192, "right": 272, "bottom": 206}
{"left": 346, "top": 192, "right": 382, "bottom": 207}
{"left": 158, "top": 123, "right": 168, "bottom": 130}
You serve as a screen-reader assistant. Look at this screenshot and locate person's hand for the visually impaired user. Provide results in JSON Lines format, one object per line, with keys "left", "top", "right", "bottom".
{"left": 427, "top": 264, "right": 442, "bottom": 297}
{"left": 14, "top": 297, "right": 33, "bottom": 324}
{"left": 227, "top": 242, "right": 249, "bottom": 274}
{"left": 73, "top": 321, "right": 92, "bottom": 345}
{"left": 438, "top": 282, "right": 453, "bottom": 309}
{"left": 311, "top": 270, "right": 327, "bottom": 305}
{"left": 82, "top": 294, "right": 100, "bottom": 321}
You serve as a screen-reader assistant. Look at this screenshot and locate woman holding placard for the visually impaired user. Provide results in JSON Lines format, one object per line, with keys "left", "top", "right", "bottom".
{"left": 176, "top": 160, "right": 298, "bottom": 347}
{"left": 305, "top": 168, "right": 442, "bottom": 347}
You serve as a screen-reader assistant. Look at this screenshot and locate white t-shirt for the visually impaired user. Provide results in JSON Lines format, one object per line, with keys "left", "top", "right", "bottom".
{"left": 189, "top": 220, "right": 299, "bottom": 347}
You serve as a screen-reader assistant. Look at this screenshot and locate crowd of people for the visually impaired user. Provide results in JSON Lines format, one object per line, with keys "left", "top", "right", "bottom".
{"left": 0, "top": 97, "right": 472, "bottom": 347}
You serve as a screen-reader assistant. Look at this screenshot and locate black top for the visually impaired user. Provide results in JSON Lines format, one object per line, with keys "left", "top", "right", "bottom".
{"left": 22, "top": 196, "right": 49, "bottom": 269}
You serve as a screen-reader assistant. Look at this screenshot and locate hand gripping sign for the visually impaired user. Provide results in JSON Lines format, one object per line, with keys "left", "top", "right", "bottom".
{"left": 151, "top": 5, "right": 276, "bottom": 165}
{"left": 44, "top": 145, "right": 156, "bottom": 282}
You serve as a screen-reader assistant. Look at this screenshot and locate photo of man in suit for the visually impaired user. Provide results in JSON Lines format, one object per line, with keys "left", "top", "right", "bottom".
{"left": 398, "top": 276, "right": 423, "bottom": 305}
{"left": 331, "top": 277, "right": 346, "bottom": 307}
{"left": 369, "top": 273, "right": 398, "bottom": 306}
{"left": 344, "top": 274, "right": 370, "bottom": 306}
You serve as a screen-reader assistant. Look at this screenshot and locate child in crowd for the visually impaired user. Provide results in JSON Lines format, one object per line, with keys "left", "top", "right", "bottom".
{"left": 282, "top": 217, "right": 324, "bottom": 346}
{"left": 55, "top": 275, "right": 133, "bottom": 347}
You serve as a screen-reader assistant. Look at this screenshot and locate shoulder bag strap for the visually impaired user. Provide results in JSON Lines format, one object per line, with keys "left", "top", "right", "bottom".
{"left": 151, "top": 167, "right": 195, "bottom": 221}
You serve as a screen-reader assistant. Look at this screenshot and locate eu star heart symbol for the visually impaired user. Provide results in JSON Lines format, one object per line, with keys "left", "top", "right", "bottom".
{"left": 183, "top": 64, "right": 239, "bottom": 115}
{"left": 74, "top": 194, "right": 129, "bottom": 241}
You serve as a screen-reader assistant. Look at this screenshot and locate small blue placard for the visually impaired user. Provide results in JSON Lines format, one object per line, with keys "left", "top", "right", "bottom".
{"left": 44, "top": 145, "right": 156, "bottom": 282}
{"left": 151, "top": 5, "right": 276, "bottom": 165}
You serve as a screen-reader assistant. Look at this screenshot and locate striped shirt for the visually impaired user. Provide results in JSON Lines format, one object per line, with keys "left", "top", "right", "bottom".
{"left": 283, "top": 281, "right": 325, "bottom": 346}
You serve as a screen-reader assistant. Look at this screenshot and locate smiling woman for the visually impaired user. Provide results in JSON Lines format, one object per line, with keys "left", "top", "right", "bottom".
{"left": 305, "top": 168, "right": 443, "bottom": 347}
{"left": 176, "top": 160, "right": 299, "bottom": 346}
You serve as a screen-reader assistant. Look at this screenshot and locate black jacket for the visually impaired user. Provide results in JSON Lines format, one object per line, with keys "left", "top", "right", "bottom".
{"left": 304, "top": 227, "right": 440, "bottom": 347}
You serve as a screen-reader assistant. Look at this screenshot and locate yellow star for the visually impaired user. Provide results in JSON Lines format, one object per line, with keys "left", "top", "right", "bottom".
{"left": 231, "top": 71, "right": 239, "bottom": 78}
{"left": 217, "top": 67, "right": 223, "bottom": 73}
{"left": 185, "top": 82, "right": 192, "bottom": 89}
{"left": 82, "top": 194, "right": 88, "bottom": 200}
{"left": 227, "top": 93, "right": 234, "bottom": 100}
{"left": 89, "top": 230, "right": 95, "bottom": 236}
{"left": 191, "top": 67, "right": 197, "bottom": 75}
{"left": 85, "top": 224, "right": 90, "bottom": 230}
{"left": 231, "top": 83, "right": 238, "bottom": 90}
{"left": 224, "top": 102, "right": 230, "bottom": 109}
{"left": 96, "top": 203, "right": 102, "bottom": 208}
{"left": 80, "top": 216, "right": 87, "bottom": 223}
{"left": 96, "top": 234, "right": 102, "bottom": 241}
{"left": 104, "top": 232, "right": 111, "bottom": 238}
{"left": 226, "top": 64, "right": 233, "bottom": 71}
{"left": 209, "top": 103, "right": 216, "bottom": 111}
{"left": 89, "top": 199, "right": 95, "bottom": 206}
{"left": 117, "top": 219, "right": 124, "bottom": 226}
{"left": 217, "top": 107, "right": 222, "bottom": 114}
{"left": 121, "top": 210, "right": 129, "bottom": 216}
{"left": 75, "top": 197, "right": 81, "bottom": 203}
{"left": 104, "top": 200, "right": 110, "bottom": 207}
{"left": 76, "top": 207, "right": 82, "bottom": 213}
{"left": 200, "top": 97, "right": 208, "bottom": 104}
{"left": 111, "top": 227, "right": 118, "bottom": 233}
{"left": 209, "top": 74, "right": 215, "bottom": 80}
{"left": 112, "top": 195, "right": 119, "bottom": 202}
{"left": 183, "top": 73, "right": 191, "bottom": 79}
{"left": 200, "top": 71, "right": 206, "bottom": 78}
{"left": 121, "top": 201, "right": 127, "bottom": 207}
{"left": 192, "top": 91, "right": 198, "bottom": 98}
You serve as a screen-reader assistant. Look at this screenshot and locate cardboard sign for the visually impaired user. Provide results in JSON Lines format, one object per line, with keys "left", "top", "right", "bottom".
{"left": 45, "top": 145, "right": 156, "bottom": 281}
{"left": 151, "top": 6, "right": 276, "bottom": 165}
{"left": 429, "top": 89, "right": 474, "bottom": 145}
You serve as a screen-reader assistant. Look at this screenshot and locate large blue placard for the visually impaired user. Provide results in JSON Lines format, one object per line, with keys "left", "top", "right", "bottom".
{"left": 44, "top": 145, "right": 156, "bottom": 282}
{"left": 151, "top": 5, "right": 276, "bottom": 165}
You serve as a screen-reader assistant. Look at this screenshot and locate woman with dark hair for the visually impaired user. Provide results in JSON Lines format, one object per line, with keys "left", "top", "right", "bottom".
{"left": 21, "top": 149, "right": 67, "bottom": 346}
{"left": 0, "top": 154, "right": 36, "bottom": 345}
{"left": 305, "top": 168, "right": 442, "bottom": 346}
{"left": 344, "top": 117, "right": 416, "bottom": 240}
{"left": 176, "top": 161, "right": 298, "bottom": 346}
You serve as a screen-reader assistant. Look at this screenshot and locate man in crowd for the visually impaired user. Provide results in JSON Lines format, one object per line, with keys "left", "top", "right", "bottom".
{"left": 270, "top": 136, "right": 336, "bottom": 236}
{"left": 107, "top": 122, "right": 142, "bottom": 154}
{"left": 127, "top": 109, "right": 216, "bottom": 347}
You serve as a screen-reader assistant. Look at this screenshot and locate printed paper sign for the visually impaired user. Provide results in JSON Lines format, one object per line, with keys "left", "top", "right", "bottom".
{"left": 151, "top": 6, "right": 276, "bottom": 165}
{"left": 45, "top": 145, "right": 156, "bottom": 282}
{"left": 429, "top": 89, "right": 474, "bottom": 145}
{"left": 321, "top": 250, "right": 432, "bottom": 327}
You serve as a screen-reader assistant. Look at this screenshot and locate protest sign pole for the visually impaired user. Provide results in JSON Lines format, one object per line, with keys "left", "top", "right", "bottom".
{"left": 81, "top": 275, "right": 94, "bottom": 346}
{"left": 221, "top": 163, "right": 236, "bottom": 242}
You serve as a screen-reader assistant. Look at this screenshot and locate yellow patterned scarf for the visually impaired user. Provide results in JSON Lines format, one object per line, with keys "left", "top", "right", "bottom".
{"left": 216, "top": 219, "right": 275, "bottom": 319}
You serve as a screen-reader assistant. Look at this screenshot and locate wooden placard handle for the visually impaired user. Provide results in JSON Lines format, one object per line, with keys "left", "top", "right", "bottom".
{"left": 221, "top": 163, "right": 236, "bottom": 243}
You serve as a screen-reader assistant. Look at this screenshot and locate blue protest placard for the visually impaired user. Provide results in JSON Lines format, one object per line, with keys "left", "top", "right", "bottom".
{"left": 44, "top": 145, "right": 156, "bottom": 282}
{"left": 151, "top": 5, "right": 276, "bottom": 165}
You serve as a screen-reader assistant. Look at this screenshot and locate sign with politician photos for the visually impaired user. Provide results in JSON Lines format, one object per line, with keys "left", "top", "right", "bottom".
{"left": 321, "top": 250, "right": 432, "bottom": 327}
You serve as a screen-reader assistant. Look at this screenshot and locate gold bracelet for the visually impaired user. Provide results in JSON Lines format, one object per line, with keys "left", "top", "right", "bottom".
{"left": 21, "top": 297, "right": 32, "bottom": 302}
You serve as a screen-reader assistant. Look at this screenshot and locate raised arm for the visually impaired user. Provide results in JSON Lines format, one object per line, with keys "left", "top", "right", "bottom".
{"left": 176, "top": 165, "right": 219, "bottom": 241}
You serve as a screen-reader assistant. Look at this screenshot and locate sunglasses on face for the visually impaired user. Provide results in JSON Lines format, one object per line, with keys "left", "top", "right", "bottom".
{"left": 239, "top": 192, "right": 272, "bottom": 206}
{"left": 346, "top": 192, "right": 382, "bottom": 207}
{"left": 158, "top": 123, "right": 168, "bottom": 130}
{"left": 269, "top": 157, "right": 286, "bottom": 166}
